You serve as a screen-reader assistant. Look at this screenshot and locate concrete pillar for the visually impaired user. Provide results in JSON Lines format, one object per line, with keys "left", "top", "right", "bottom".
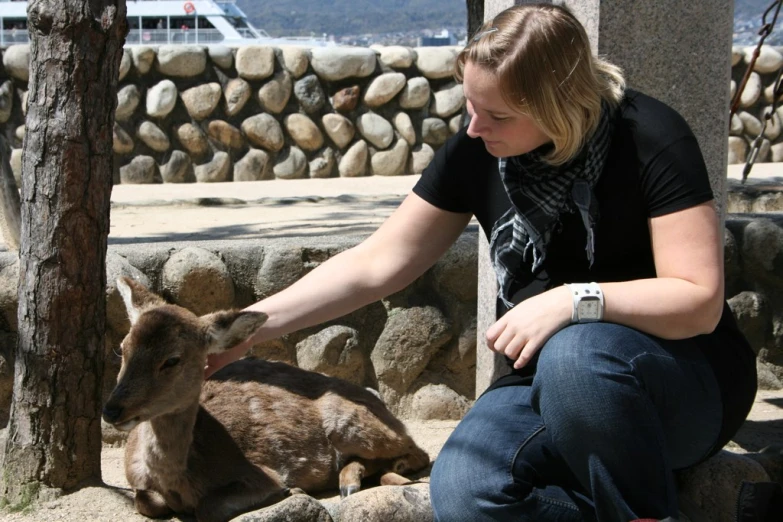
{"left": 476, "top": 0, "right": 733, "bottom": 397}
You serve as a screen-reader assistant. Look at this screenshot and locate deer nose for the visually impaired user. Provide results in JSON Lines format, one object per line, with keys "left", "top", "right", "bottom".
{"left": 102, "top": 404, "right": 124, "bottom": 424}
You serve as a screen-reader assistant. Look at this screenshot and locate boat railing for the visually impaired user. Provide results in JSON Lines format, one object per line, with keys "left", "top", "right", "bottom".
{"left": 0, "top": 29, "right": 27, "bottom": 46}
{"left": 127, "top": 28, "right": 225, "bottom": 45}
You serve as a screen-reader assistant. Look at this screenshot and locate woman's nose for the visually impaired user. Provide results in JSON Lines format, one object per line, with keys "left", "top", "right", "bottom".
{"left": 466, "top": 115, "right": 484, "bottom": 138}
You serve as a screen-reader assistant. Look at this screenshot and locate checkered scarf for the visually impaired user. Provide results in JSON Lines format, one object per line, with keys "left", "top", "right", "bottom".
{"left": 489, "top": 103, "right": 614, "bottom": 309}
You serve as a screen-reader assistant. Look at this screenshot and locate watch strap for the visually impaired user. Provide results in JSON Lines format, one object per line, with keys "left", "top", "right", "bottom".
{"left": 565, "top": 282, "right": 604, "bottom": 323}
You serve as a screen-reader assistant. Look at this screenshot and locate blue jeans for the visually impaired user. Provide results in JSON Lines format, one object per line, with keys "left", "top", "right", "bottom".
{"left": 430, "top": 323, "right": 723, "bottom": 522}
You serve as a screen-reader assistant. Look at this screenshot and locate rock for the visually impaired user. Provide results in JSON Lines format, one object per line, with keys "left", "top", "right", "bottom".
{"left": 339, "top": 140, "right": 368, "bottom": 177}
{"left": 176, "top": 123, "right": 210, "bottom": 156}
{"left": 294, "top": 74, "right": 326, "bottom": 114}
{"left": 160, "top": 150, "right": 192, "bottom": 183}
{"left": 208, "top": 45, "right": 234, "bottom": 69}
{"left": 757, "top": 360, "right": 783, "bottom": 390}
{"left": 284, "top": 114, "right": 323, "bottom": 151}
{"left": 118, "top": 49, "right": 132, "bottom": 81}
{"left": 728, "top": 136, "right": 748, "bottom": 165}
{"left": 729, "top": 112, "right": 744, "bottom": 137}
{"left": 309, "top": 147, "right": 335, "bottom": 179}
{"left": 10, "top": 149, "right": 21, "bottom": 185}
{"left": 236, "top": 46, "right": 275, "bottom": 81}
{"left": 744, "top": 45, "right": 783, "bottom": 74}
{"left": 772, "top": 142, "right": 783, "bottom": 163}
{"left": 156, "top": 45, "right": 207, "bottom": 77}
{"left": 739, "top": 72, "right": 762, "bottom": 108}
{"left": 676, "top": 450, "right": 770, "bottom": 522}
{"left": 421, "top": 118, "right": 449, "bottom": 147}
{"left": 234, "top": 149, "right": 272, "bottom": 182}
{"left": 19, "top": 89, "right": 27, "bottom": 117}
{"left": 761, "top": 108, "right": 781, "bottom": 141}
{"left": 732, "top": 46, "right": 743, "bottom": 67}
{"left": 235, "top": 493, "right": 333, "bottom": 522}
{"left": 3, "top": 45, "right": 29, "bottom": 82}
{"left": 332, "top": 86, "right": 361, "bottom": 113}
{"left": 296, "top": 326, "right": 365, "bottom": 385}
{"left": 161, "top": 247, "right": 235, "bottom": 316}
{"left": 279, "top": 46, "right": 310, "bottom": 78}
{"left": 137, "top": 120, "right": 170, "bottom": 152}
{"left": 370, "top": 138, "right": 409, "bottom": 176}
{"left": 181, "top": 82, "right": 222, "bottom": 120}
{"left": 120, "top": 155, "right": 158, "bottom": 184}
{"left": 738, "top": 111, "right": 762, "bottom": 137}
{"left": 415, "top": 47, "right": 457, "bottom": 80}
{"left": 116, "top": 84, "right": 141, "bottom": 121}
{"left": 113, "top": 123, "right": 135, "bottom": 155}
{"left": 431, "top": 239, "right": 478, "bottom": 301}
{"left": 410, "top": 144, "right": 434, "bottom": 175}
{"left": 764, "top": 80, "right": 783, "bottom": 103}
{"left": 328, "top": 484, "right": 433, "bottom": 522}
{"left": 430, "top": 82, "right": 465, "bottom": 118}
{"left": 378, "top": 46, "right": 415, "bottom": 69}
{"left": 741, "top": 218, "right": 783, "bottom": 287}
{"left": 207, "top": 120, "right": 245, "bottom": 150}
{"left": 449, "top": 115, "right": 463, "bottom": 135}
{"left": 322, "top": 113, "right": 355, "bottom": 150}
{"left": 195, "top": 152, "right": 231, "bottom": 183}
{"left": 273, "top": 147, "right": 308, "bottom": 180}
{"left": 0, "top": 80, "right": 14, "bottom": 123}
{"left": 411, "top": 384, "right": 471, "bottom": 420}
{"left": 363, "top": 72, "right": 407, "bottom": 108}
{"left": 399, "top": 77, "right": 431, "bottom": 109}
{"left": 242, "top": 114, "right": 285, "bottom": 152}
{"left": 146, "top": 79, "right": 178, "bottom": 118}
{"left": 225, "top": 78, "right": 252, "bottom": 117}
{"left": 14, "top": 125, "right": 24, "bottom": 142}
{"left": 393, "top": 112, "right": 416, "bottom": 146}
{"left": 357, "top": 113, "right": 394, "bottom": 149}
{"left": 310, "top": 47, "right": 377, "bottom": 81}
{"left": 130, "top": 46, "right": 156, "bottom": 75}
{"left": 371, "top": 306, "right": 452, "bottom": 394}
{"left": 255, "top": 247, "right": 305, "bottom": 299}
{"left": 728, "top": 291, "right": 770, "bottom": 354}
{"left": 259, "top": 71, "right": 293, "bottom": 114}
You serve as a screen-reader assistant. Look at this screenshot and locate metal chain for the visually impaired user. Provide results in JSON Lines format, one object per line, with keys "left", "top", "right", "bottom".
{"left": 730, "top": 0, "right": 783, "bottom": 182}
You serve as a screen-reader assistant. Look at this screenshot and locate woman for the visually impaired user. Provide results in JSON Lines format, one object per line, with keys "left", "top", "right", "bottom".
{"left": 207, "top": 4, "right": 757, "bottom": 520}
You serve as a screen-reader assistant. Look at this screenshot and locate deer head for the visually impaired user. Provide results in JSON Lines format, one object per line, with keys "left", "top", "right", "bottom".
{"left": 102, "top": 277, "right": 267, "bottom": 431}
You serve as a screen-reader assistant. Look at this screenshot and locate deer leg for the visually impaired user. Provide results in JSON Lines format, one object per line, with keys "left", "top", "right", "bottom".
{"left": 379, "top": 471, "right": 418, "bottom": 486}
{"left": 134, "top": 489, "right": 173, "bottom": 519}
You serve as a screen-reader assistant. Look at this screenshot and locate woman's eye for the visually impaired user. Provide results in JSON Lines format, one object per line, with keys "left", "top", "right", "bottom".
{"left": 161, "top": 357, "right": 180, "bottom": 370}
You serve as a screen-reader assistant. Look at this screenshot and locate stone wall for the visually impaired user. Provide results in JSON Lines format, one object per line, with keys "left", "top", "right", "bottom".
{"left": 0, "top": 233, "right": 479, "bottom": 428}
{"left": 0, "top": 43, "right": 778, "bottom": 185}
{"left": 1, "top": 206, "right": 783, "bottom": 428}
{"left": 0, "top": 44, "right": 465, "bottom": 183}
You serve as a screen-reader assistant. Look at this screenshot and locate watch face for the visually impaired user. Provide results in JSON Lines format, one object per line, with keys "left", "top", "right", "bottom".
{"left": 577, "top": 297, "right": 601, "bottom": 320}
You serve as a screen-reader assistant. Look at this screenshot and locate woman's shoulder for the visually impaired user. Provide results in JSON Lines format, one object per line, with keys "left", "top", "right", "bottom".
{"left": 617, "top": 89, "right": 696, "bottom": 140}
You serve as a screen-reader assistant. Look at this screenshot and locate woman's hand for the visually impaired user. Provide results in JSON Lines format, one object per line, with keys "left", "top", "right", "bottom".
{"left": 205, "top": 341, "right": 250, "bottom": 378}
{"left": 486, "top": 285, "right": 572, "bottom": 369}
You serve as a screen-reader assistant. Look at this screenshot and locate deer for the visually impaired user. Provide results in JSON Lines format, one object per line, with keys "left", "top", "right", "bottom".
{"left": 102, "top": 277, "right": 430, "bottom": 522}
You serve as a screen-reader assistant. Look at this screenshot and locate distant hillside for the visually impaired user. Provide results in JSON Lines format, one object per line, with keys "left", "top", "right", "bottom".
{"left": 235, "top": 0, "right": 467, "bottom": 37}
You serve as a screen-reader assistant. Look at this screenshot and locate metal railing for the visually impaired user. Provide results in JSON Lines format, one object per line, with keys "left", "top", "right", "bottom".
{"left": 126, "top": 28, "right": 225, "bottom": 45}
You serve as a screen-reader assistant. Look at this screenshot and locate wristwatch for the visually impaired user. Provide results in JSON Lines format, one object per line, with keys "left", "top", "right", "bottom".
{"left": 565, "top": 282, "right": 604, "bottom": 323}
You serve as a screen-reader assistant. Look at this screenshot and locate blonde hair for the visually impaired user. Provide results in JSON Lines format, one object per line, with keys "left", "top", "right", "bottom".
{"left": 455, "top": 3, "right": 625, "bottom": 165}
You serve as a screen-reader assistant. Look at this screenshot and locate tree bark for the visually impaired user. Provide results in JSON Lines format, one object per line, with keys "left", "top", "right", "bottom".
{"left": 0, "top": 0, "right": 126, "bottom": 507}
{"left": 467, "top": 0, "right": 485, "bottom": 39}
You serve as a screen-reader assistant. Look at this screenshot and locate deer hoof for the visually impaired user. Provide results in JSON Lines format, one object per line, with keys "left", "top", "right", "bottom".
{"left": 287, "top": 487, "right": 306, "bottom": 496}
{"left": 340, "top": 485, "right": 360, "bottom": 498}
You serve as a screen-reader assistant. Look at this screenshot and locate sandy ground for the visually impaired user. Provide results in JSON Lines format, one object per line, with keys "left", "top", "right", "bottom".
{"left": 1, "top": 390, "right": 781, "bottom": 521}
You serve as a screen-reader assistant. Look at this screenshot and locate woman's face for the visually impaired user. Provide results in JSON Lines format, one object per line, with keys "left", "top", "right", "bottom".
{"left": 462, "top": 61, "right": 552, "bottom": 158}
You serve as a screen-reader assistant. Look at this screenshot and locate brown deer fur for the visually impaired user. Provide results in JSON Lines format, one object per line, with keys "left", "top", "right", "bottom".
{"left": 102, "top": 277, "right": 430, "bottom": 522}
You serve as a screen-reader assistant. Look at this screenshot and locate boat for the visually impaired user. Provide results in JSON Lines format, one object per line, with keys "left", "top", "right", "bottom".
{"left": 0, "top": 0, "right": 332, "bottom": 47}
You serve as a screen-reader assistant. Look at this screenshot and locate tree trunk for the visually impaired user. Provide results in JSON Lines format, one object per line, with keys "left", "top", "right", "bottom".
{"left": 467, "top": 0, "right": 485, "bottom": 39}
{"left": 0, "top": 0, "right": 126, "bottom": 507}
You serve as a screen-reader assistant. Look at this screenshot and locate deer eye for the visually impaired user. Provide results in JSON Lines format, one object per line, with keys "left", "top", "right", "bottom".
{"left": 161, "top": 357, "right": 180, "bottom": 370}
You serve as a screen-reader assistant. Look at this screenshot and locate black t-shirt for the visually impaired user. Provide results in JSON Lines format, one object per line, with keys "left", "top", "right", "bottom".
{"left": 413, "top": 90, "right": 756, "bottom": 453}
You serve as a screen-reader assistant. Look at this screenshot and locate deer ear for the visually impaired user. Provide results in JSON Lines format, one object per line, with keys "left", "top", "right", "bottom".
{"left": 201, "top": 310, "right": 268, "bottom": 355}
{"left": 116, "top": 277, "right": 166, "bottom": 325}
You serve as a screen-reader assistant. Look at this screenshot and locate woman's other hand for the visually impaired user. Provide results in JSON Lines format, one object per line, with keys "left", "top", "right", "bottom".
{"left": 486, "top": 285, "right": 572, "bottom": 369}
